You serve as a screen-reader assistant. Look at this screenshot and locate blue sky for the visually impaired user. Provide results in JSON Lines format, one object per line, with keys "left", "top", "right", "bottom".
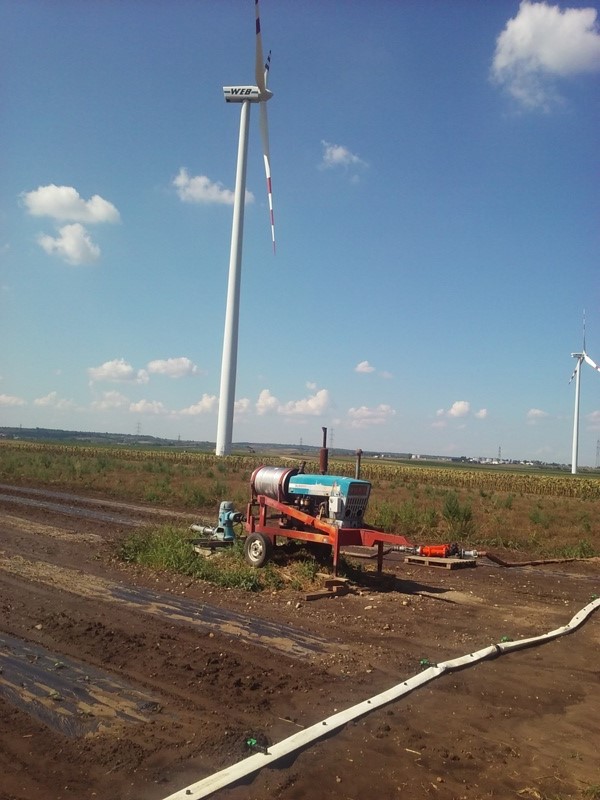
{"left": 2, "top": 1, "right": 599, "bottom": 464}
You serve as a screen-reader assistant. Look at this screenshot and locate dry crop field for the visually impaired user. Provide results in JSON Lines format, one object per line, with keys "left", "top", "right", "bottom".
{"left": 1, "top": 439, "right": 599, "bottom": 559}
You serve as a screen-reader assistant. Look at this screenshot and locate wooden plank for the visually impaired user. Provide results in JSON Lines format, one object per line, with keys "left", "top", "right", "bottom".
{"left": 323, "top": 578, "right": 349, "bottom": 589}
{"left": 404, "top": 555, "right": 476, "bottom": 569}
{"left": 304, "top": 585, "right": 348, "bottom": 601}
{"left": 316, "top": 572, "right": 349, "bottom": 583}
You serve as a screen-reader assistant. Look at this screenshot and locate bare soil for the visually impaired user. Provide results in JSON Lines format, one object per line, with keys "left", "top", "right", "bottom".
{"left": 0, "top": 486, "right": 599, "bottom": 800}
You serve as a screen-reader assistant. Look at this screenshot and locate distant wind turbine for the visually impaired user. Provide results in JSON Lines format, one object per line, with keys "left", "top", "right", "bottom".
{"left": 215, "top": 0, "right": 275, "bottom": 457}
{"left": 570, "top": 315, "right": 600, "bottom": 474}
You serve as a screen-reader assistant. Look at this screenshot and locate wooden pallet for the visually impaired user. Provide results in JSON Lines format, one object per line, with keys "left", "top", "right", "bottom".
{"left": 404, "top": 555, "right": 476, "bottom": 569}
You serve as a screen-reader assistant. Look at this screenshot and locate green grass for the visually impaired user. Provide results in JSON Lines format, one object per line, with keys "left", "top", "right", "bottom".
{"left": 582, "top": 786, "right": 600, "bottom": 800}
{"left": 553, "top": 539, "right": 597, "bottom": 559}
{"left": 119, "top": 526, "right": 273, "bottom": 591}
{"left": 442, "top": 491, "right": 475, "bottom": 537}
{"left": 117, "top": 525, "right": 368, "bottom": 593}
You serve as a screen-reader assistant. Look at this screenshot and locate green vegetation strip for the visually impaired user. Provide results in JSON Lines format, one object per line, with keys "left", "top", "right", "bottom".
{"left": 119, "top": 525, "right": 350, "bottom": 592}
{"left": 120, "top": 527, "right": 278, "bottom": 591}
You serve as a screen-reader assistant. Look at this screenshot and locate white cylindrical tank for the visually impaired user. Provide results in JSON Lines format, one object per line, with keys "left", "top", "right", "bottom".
{"left": 250, "top": 466, "right": 298, "bottom": 501}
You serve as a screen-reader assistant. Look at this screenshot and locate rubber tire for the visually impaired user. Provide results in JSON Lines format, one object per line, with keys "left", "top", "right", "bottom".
{"left": 244, "top": 533, "right": 272, "bottom": 568}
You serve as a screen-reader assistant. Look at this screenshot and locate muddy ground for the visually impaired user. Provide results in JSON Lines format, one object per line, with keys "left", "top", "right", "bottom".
{"left": 0, "top": 484, "right": 598, "bottom": 800}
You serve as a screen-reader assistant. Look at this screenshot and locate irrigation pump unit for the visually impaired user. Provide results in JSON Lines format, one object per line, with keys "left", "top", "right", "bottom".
{"left": 191, "top": 458, "right": 477, "bottom": 575}
{"left": 191, "top": 501, "right": 243, "bottom": 552}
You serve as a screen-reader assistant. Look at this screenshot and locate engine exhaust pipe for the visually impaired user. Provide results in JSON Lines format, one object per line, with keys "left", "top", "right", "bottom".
{"left": 319, "top": 426, "right": 329, "bottom": 475}
{"left": 355, "top": 448, "right": 363, "bottom": 479}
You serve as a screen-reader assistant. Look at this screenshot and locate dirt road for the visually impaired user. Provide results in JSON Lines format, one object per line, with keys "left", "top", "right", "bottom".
{"left": 0, "top": 486, "right": 598, "bottom": 800}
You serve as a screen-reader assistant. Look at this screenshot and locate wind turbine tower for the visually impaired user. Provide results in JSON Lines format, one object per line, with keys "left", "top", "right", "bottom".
{"left": 570, "top": 316, "right": 600, "bottom": 474}
{"left": 215, "top": 0, "right": 275, "bottom": 456}
{"left": 571, "top": 347, "right": 584, "bottom": 475}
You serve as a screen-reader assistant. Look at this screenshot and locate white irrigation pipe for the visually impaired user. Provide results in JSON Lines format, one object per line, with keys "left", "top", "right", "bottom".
{"left": 161, "top": 598, "right": 600, "bottom": 800}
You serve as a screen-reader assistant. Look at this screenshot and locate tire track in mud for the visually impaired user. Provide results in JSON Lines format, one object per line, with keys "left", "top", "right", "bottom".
{"left": 2, "top": 513, "right": 104, "bottom": 543}
{"left": 0, "top": 633, "right": 163, "bottom": 738}
{"left": 0, "top": 491, "right": 143, "bottom": 526}
{"left": 0, "top": 555, "right": 338, "bottom": 660}
{"left": 0, "top": 483, "right": 196, "bottom": 522}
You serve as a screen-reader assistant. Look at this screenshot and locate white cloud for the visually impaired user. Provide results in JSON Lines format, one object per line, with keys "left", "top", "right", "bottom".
{"left": 354, "top": 361, "right": 391, "bottom": 378}
{"left": 279, "top": 389, "right": 330, "bottom": 417}
{"left": 321, "top": 141, "right": 367, "bottom": 170}
{"left": 0, "top": 393, "right": 26, "bottom": 407}
{"left": 21, "top": 184, "right": 120, "bottom": 224}
{"left": 33, "top": 391, "right": 75, "bottom": 410}
{"left": 173, "top": 167, "right": 254, "bottom": 205}
{"left": 88, "top": 358, "right": 149, "bottom": 384}
{"left": 436, "top": 401, "right": 487, "bottom": 421}
{"left": 256, "top": 388, "right": 279, "bottom": 415}
{"left": 586, "top": 410, "right": 600, "bottom": 428}
{"left": 448, "top": 400, "right": 471, "bottom": 418}
{"left": 129, "top": 399, "right": 167, "bottom": 415}
{"left": 255, "top": 387, "right": 330, "bottom": 417}
{"left": 180, "top": 393, "right": 218, "bottom": 416}
{"left": 234, "top": 397, "right": 251, "bottom": 415}
{"left": 347, "top": 404, "right": 395, "bottom": 428}
{"left": 38, "top": 223, "right": 100, "bottom": 266}
{"left": 306, "top": 381, "right": 317, "bottom": 390}
{"left": 22, "top": 184, "right": 119, "bottom": 266}
{"left": 527, "top": 407, "right": 550, "bottom": 423}
{"left": 90, "top": 390, "right": 130, "bottom": 411}
{"left": 355, "top": 360, "right": 376, "bottom": 374}
{"left": 492, "top": 1, "right": 600, "bottom": 109}
{"left": 147, "top": 357, "right": 199, "bottom": 378}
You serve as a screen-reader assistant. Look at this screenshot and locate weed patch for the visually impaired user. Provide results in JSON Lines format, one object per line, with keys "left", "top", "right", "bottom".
{"left": 119, "top": 526, "right": 273, "bottom": 590}
{"left": 370, "top": 500, "right": 439, "bottom": 537}
{"left": 442, "top": 492, "right": 475, "bottom": 537}
{"left": 118, "top": 527, "right": 339, "bottom": 591}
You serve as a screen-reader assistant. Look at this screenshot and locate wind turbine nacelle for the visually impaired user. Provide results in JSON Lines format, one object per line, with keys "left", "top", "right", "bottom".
{"left": 223, "top": 85, "right": 261, "bottom": 103}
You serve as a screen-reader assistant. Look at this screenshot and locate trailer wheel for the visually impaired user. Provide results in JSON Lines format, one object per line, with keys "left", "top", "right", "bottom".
{"left": 244, "top": 533, "right": 271, "bottom": 567}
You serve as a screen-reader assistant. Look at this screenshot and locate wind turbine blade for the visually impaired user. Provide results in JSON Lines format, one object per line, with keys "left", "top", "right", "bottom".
{"left": 584, "top": 353, "right": 600, "bottom": 373}
{"left": 259, "top": 100, "right": 275, "bottom": 252}
{"left": 569, "top": 361, "right": 579, "bottom": 384}
{"left": 255, "top": 0, "right": 266, "bottom": 93}
{"left": 263, "top": 49, "right": 271, "bottom": 90}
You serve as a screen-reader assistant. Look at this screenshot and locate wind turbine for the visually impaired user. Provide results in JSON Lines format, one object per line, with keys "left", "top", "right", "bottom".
{"left": 215, "top": 0, "right": 275, "bottom": 457}
{"left": 570, "top": 316, "right": 600, "bottom": 474}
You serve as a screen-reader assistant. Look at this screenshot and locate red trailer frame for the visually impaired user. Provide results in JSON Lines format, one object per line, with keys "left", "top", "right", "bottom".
{"left": 245, "top": 494, "right": 412, "bottom": 575}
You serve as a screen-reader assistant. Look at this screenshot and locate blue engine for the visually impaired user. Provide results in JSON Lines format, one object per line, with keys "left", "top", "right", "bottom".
{"left": 250, "top": 467, "right": 371, "bottom": 528}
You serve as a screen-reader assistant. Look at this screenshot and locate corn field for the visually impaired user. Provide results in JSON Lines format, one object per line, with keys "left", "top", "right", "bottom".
{"left": 281, "top": 455, "right": 600, "bottom": 499}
